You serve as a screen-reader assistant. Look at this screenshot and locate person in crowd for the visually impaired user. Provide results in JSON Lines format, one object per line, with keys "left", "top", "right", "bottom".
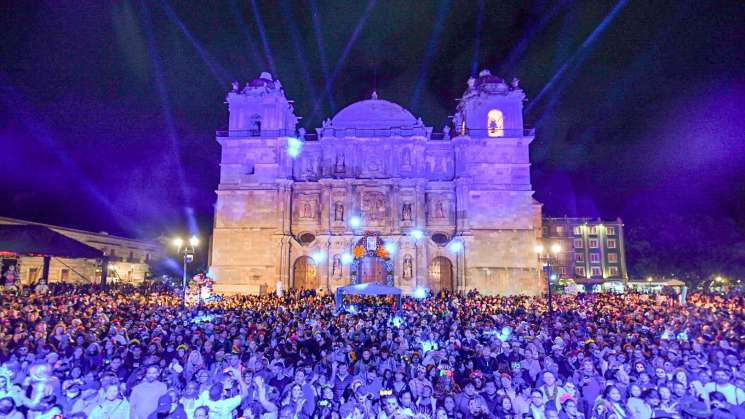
{"left": 0, "top": 397, "right": 23, "bottom": 419}
{"left": 129, "top": 365, "right": 168, "bottom": 419}
{"left": 89, "top": 382, "right": 130, "bottom": 419}
{"left": 0, "top": 283, "right": 744, "bottom": 419}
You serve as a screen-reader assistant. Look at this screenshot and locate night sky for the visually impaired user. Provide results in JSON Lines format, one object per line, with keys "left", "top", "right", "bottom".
{"left": 2, "top": 1, "right": 744, "bottom": 264}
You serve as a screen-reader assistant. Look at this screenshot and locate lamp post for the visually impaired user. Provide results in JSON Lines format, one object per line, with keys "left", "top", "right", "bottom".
{"left": 535, "top": 242, "right": 561, "bottom": 336}
{"left": 174, "top": 236, "right": 199, "bottom": 307}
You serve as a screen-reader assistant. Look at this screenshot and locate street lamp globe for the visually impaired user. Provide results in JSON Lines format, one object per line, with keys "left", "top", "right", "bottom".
{"left": 189, "top": 236, "right": 199, "bottom": 247}
{"left": 550, "top": 243, "right": 561, "bottom": 254}
{"left": 534, "top": 244, "right": 544, "bottom": 255}
{"left": 173, "top": 237, "right": 184, "bottom": 248}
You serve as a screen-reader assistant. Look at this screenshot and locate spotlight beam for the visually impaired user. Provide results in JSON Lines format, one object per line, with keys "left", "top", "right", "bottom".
{"left": 250, "top": 0, "right": 278, "bottom": 77}
{"left": 308, "top": 0, "right": 376, "bottom": 122}
{"left": 0, "top": 73, "right": 139, "bottom": 235}
{"left": 526, "top": 0, "right": 630, "bottom": 118}
{"left": 158, "top": 0, "right": 231, "bottom": 87}
{"left": 409, "top": 0, "right": 451, "bottom": 113}
{"left": 140, "top": 0, "right": 195, "bottom": 231}
{"left": 469, "top": 0, "right": 485, "bottom": 77}
{"left": 310, "top": 0, "right": 336, "bottom": 112}
{"left": 229, "top": 0, "right": 267, "bottom": 72}
{"left": 280, "top": 0, "right": 319, "bottom": 107}
{"left": 500, "top": 0, "right": 570, "bottom": 75}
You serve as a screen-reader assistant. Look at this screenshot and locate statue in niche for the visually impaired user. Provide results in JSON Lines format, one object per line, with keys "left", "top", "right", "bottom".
{"left": 436, "top": 200, "right": 446, "bottom": 219}
{"left": 443, "top": 125, "right": 451, "bottom": 140}
{"left": 335, "top": 153, "right": 345, "bottom": 173}
{"left": 334, "top": 201, "right": 344, "bottom": 222}
{"left": 402, "top": 203, "right": 412, "bottom": 221}
{"left": 401, "top": 148, "right": 411, "bottom": 169}
{"left": 332, "top": 255, "right": 342, "bottom": 278}
{"left": 403, "top": 255, "right": 413, "bottom": 279}
{"left": 375, "top": 197, "right": 385, "bottom": 220}
{"left": 298, "top": 127, "right": 306, "bottom": 140}
{"left": 302, "top": 201, "right": 312, "bottom": 219}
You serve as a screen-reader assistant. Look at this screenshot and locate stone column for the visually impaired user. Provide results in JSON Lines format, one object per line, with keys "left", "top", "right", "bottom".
{"left": 320, "top": 181, "right": 331, "bottom": 233}
{"left": 415, "top": 180, "right": 427, "bottom": 287}
{"left": 278, "top": 235, "right": 291, "bottom": 290}
{"left": 392, "top": 182, "right": 401, "bottom": 234}
{"left": 455, "top": 178, "right": 470, "bottom": 232}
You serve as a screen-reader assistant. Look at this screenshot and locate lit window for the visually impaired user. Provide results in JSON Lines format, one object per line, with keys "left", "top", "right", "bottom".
{"left": 607, "top": 239, "right": 617, "bottom": 249}
{"left": 590, "top": 226, "right": 598, "bottom": 235}
{"left": 608, "top": 253, "right": 618, "bottom": 263}
{"left": 487, "top": 109, "right": 504, "bottom": 137}
{"left": 606, "top": 226, "right": 616, "bottom": 235}
{"left": 576, "top": 253, "right": 585, "bottom": 262}
{"left": 575, "top": 266, "right": 586, "bottom": 277}
{"left": 574, "top": 239, "right": 583, "bottom": 248}
{"left": 591, "top": 267, "right": 601, "bottom": 276}
{"left": 460, "top": 121, "right": 466, "bottom": 135}
{"left": 590, "top": 253, "right": 600, "bottom": 263}
{"left": 609, "top": 266, "right": 619, "bottom": 276}
{"left": 573, "top": 226, "right": 582, "bottom": 235}
{"left": 589, "top": 239, "right": 599, "bottom": 248}
{"left": 560, "top": 267, "right": 567, "bottom": 275}
{"left": 556, "top": 226, "right": 564, "bottom": 234}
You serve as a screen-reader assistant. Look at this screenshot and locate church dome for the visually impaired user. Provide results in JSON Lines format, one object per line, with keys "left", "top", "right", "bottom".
{"left": 330, "top": 95, "right": 418, "bottom": 129}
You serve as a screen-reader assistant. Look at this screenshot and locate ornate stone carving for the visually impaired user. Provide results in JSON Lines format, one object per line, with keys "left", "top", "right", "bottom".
{"left": 302, "top": 201, "right": 312, "bottom": 219}
{"left": 435, "top": 200, "right": 446, "bottom": 218}
{"left": 401, "top": 148, "right": 412, "bottom": 170}
{"left": 332, "top": 255, "right": 342, "bottom": 278}
{"left": 334, "top": 201, "right": 344, "bottom": 222}
{"left": 362, "top": 192, "right": 386, "bottom": 222}
{"left": 401, "top": 203, "right": 412, "bottom": 221}
{"left": 335, "top": 153, "right": 345, "bottom": 173}
{"left": 403, "top": 254, "right": 413, "bottom": 279}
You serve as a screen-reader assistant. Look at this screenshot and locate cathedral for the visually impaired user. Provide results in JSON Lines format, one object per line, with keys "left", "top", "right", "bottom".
{"left": 210, "top": 70, "right": 543, "bottom": 295}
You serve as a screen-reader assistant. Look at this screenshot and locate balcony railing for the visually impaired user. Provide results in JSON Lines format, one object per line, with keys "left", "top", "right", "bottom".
{"left": 216, "top": 127, "right": 534, "bottom": 140}
{"left": 454, "top": 128, "right": 535, "bottom": 137}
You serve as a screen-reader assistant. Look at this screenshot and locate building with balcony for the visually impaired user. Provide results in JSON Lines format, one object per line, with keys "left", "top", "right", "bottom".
{"left": 541, "top": 217, "right": 628, "bottom": 289}
{"left": 210, "top": 70, "right": 543, "bottom": 295}
{"left": 0, "top": 216, "right": 161, "bottom": 285}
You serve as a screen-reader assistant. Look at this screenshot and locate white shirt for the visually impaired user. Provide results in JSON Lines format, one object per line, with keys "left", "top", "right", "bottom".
{"left": 199, "top": 392, "right": 242, "bottom": 419}
{"left": 704, "top": 382, "right": 745, "bottom": 406}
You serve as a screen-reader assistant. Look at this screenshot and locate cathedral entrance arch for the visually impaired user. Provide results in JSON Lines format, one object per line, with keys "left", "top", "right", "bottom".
{"left": 428, "top": 256, "right": 454, "bottom": 293}
{"left": 293, "top": 256, "right": 317, "bottom": 289}
{"left": 351, "top": 234, "right": 394, "bottom": 286}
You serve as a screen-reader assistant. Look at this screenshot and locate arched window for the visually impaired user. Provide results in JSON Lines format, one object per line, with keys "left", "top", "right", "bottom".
{"left": 487, "top": 109, "right": 504, "bottom": 137}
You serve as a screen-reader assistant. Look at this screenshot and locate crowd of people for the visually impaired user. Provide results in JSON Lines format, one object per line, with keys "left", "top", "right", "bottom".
{"left": 0, "top": 283, "right": 743, "bottom": 419}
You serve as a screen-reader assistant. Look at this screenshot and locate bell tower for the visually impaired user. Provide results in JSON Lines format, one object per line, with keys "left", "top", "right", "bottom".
{"left": 211, "top": 73, "right": 298, "bottom": 294}
{"left": 453, "top": 69, "right": 525, "bottom": 136}
{"left": 451, "top": 69, "right": 542, "bottom": 295}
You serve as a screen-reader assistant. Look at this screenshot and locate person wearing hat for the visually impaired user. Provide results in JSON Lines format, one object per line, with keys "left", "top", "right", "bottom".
{"left": 0, "top": 396, "right": 23, "bottom": 419}
{"left": 59, "top": 383, "right": 82, "bottom": 416}
{"left": 146, "top": 392, "right": 187, "bottom": 419}
{"left": 709, "top": 391, "right": 745, "bottom": 419}
{"left": 69, "top": 379, "right": 101, "bottom": 417}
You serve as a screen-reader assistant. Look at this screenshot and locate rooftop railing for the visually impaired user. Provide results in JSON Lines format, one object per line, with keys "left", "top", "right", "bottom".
{"left": 216, "top": 127, "right": 534, "bottom": 140}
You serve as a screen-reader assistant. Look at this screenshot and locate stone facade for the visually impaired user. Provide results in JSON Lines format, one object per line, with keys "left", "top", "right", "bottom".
{"left": 211, "top": 71, "right": 543, "bottom": 295}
